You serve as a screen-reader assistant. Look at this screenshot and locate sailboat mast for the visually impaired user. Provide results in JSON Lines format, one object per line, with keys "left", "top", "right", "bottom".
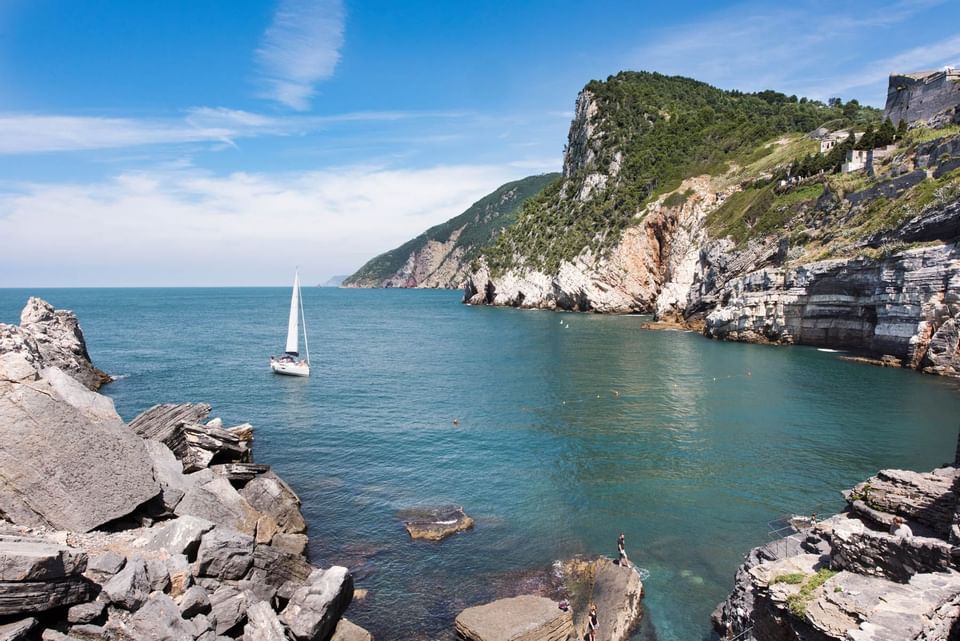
{"left": 284, "top": 271, "right": 301, "bottom": 355}
{"left": 299, "top": 275, "right": 310, "bottom": 365}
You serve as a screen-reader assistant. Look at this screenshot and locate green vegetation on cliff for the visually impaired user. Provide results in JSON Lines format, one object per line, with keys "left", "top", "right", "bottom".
{"left": 344, "top": 173, "right": 559, "bottom": 287}
{"left": 482, "top": 71, "right": 880, "bottom": 275}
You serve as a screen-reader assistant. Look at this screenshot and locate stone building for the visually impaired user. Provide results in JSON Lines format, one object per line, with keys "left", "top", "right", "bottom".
{"left": 884, "top": 67, "right": 960, "bottom": 127}
{"left": 819, "top": 130, "right": 851, "bottom": 154}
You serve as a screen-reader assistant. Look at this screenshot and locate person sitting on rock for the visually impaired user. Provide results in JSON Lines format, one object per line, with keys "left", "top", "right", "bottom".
{"left": 890, "top": 516, "right": 913, "bottom": 539}
{"left": 587, "top": 604, "right": 599, "bottom": 641}
{"left": 618, "top": 532, "right": 630, "bottom": 568}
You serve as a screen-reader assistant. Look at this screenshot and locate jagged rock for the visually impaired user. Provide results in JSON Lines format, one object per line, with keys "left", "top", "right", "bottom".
{"left": 565, "top": 558, "right": 643, "bottom": 641}
{"left": 165, "top": 554, "right": 193, "bottom": 597}
{"left": 145, "top": 558, "right": 171, "bottom": 593}
{"left": 247, "top": 544, "right": 313, "bottom": 592}
{"left": 138, "top": 515, "right": 215, "bottom": 557}
{"left": 67, "top": 598, "right": 107, "bottom": 624}
{"left": 849, "top": 468, "right": 958, "bottom": 538}
{"left": 182, "top": 422, "right": 252, "bottom": 471}
{"left": 190, "top": 613, "right": 215, "bottom": 638}
{"left": 240, "top": 473, "right": 307, "bottom": 535}
{"left": 399, "top": 506, "right": 474, "bottom": 541}
{"left": 16, "top": 297, "right": 110, "bottom": 390}
{"left": 271, "top": 533, "right": 309, "bottom": 557}
{"left": 242, "top": 601, "right": 286, "bottom": 641}
{"left": 209, "top": 586, "right": 252, "bottom": 636}
{"left": 211, "top": 463, "right": 270, "bottom": 484}
{"left": 102, "top": 557, "right": 149, "bottom": 610}
{"left": 0, "top": 618, "right": 37, "bottom": 641}
{"left": 195, "top": 528, "right": 254, "bottom": 580}
{"left": 0, "top": 352, "right": 160, "bottom": 532}
{"left": 65, "top": 624, "right": 106, "bottom": 641}
{"left": 129, "top": 403, "right": 212, "bottom": 456}
{"left": 0, "top": 536, "right": 95, "bottom": 615}
{"left": 85, "top": 551, "right": 126, "bottom": 582}
{"left": 175, "top": 477, "right": 260, "bottom": 535}
{"left": 108, "top": 592, "right": 197, "bottom": 641}
{"left": 455, "top": 595, "right": 573, "bottom": 641}
{"left": 330, "top": 618, "right": 372, "bottom": 641}
{"left": 255, "top": 515, "right": 278, "bottom": 545}
{"left": 179, "top": 585, "right": 211, "bottom": 618}
{"left": 824, "top": 517, "right": 951, "bottom": 582}
{"left": 280, "top": 566, "right": 353, "bottom": 641}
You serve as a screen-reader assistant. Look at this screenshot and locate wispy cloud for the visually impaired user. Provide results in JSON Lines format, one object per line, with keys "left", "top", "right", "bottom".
{"left": 255, "top": 0, "right": 346, "bottom": 110}
{"left": 0, "top": 108, "right": 467, "bottom": 154}
{"left": 630, "top": 0, "right": 954, "bottom": 104}
{"left": 0, "top": 163, "right": 522, "bottom": 286}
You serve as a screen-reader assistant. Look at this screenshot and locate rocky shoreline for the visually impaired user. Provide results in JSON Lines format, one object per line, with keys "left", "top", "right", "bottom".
{"left": 0, "top": 298, "right": 364, "bottom": 641}
{"left": 712, "top": 462, "right": 960, "bottom": 640}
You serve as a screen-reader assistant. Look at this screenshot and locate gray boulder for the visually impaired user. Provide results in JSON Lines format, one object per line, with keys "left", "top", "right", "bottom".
{"left": 280, "top": 566, "right": 354, "bottom": 641}
{"left": 138, "top": 515, "right": 214, "bottom": 558}
{"left": 65, "top": 625, "right": 106, "bottom": 641}
{"left": 143, "top": 440, "right": 194, "bottom": 512}
{"left": 0, "top": 537, "right": 95, "bottom": 615}
{"left": 0, "top": 618, "right": 37, "bottom": 641}
{"left": 165, "top": 554, "right": 193, "bottom": 597}
{"left": 175, "top": 477, "right": 260, "bottom": 536}
{"left": 0, "top": 352, "right": 160, "bottom": 532}
{"left": 242, "top": 601, "right": 286, "bottom": 641}
{"left": 40, "top": 631, "right": 84, "bottom": 641}
{"left": 179, "top": 585, "right": 211, "bottom": 618}
{"left": 209, "top": 586, "right": 252, "bottom": 636}
{"left": 40, "top": 366, "right": 121, "bottom": 425}
{"left": 108, "top": 592, "right": 196, "bottom": 641}
{"left": 84, "top": 551, "right": 126, "bottom": 582}
{"left": 195, "top": 528, "right": 254, "bottom": 580}
{"left": 67, "top": 598, "right": 107, "bottom": 624}
{"left": 330, "top": 618, "right": 372, "bottom": 641}
{"left": 145, "top": 558, "right": 171, "bottom": 593}
{"left": 190, "top": 613, "right": 215, "bottom": 637}
{"left": 240, "top": 473, "right": 307, "bottom": 535}
{"left": 102, "top": 557, "right": 149, "bottom": 610}
{"left": 271, "top": 533, "right": 309, "bottom": 557}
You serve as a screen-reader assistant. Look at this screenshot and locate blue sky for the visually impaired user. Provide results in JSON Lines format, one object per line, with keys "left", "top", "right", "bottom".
{"left": 1, "top": 0, "right": 959, "bottom": 286}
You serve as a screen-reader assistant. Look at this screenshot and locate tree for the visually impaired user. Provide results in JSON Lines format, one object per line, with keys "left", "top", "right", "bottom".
{"left": 828, "top": 97, "right": 843, "bottom": 108}
{"left": 843, "top": 99, "right": 861, "bottom": 118}
{"left": 876, "top": 118, "right": 896, "bottom": 146}
{"left": 896, "top": 119, "right": 908, "bottom": 139}
{"left": 855, "top": 125, "right": 876, "bottom": 150}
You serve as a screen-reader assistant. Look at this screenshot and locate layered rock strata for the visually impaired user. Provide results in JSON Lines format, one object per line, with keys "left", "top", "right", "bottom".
{"left": 0, "top": 298, "right": 367, "bottom": 641}
{"left": 712, "top": 465, "right": 960, "bottom": 641}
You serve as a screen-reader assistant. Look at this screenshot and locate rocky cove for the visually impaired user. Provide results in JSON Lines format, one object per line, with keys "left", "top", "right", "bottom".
{"left": 0, "top": 297, "right": 652, "bottom": 641}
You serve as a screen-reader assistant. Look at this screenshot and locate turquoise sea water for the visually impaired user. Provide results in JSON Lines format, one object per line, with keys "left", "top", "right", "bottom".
{"left": 2, "top": 287, "right": 959, "bottom": 641}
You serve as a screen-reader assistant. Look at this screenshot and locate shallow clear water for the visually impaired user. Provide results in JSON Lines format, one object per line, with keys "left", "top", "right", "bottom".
{"left": 3, "top": 287, "right": 959, "bottom": 641}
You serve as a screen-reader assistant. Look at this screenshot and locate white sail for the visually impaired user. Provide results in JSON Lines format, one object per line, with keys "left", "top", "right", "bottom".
{"left": 284, "top": 271, "right": 300, "bottom": 355}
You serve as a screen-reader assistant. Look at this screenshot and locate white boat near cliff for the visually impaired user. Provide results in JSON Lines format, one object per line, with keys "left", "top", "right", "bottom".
{"left": 270, "top": 270, "right": 311, "bottom": 377}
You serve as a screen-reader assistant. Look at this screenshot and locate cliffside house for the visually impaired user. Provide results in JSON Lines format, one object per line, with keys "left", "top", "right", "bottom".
{"left": 841, "top": 144, "right": 897, "bottom": 174}
{"left": 819, "top": 130, "right": 851, "bottom": 154}
{"left": 884, "top": 67, "right": 960, "bottom": 126}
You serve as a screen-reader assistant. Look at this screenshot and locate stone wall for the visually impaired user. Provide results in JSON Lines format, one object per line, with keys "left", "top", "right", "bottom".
{"left": 884, "top": 70, "right": 960, "bottom": 127}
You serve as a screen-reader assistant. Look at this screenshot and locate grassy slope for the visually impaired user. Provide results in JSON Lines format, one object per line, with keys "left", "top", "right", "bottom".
{"left": 482, "top": 71, "right": 881, "bottom": 275}
{"left": 343, "top": 173, "right": 559, "bottom": 286}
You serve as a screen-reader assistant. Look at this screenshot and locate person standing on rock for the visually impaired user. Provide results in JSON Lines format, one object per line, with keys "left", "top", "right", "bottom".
{"left": 890, "top": 516, "right": 913, "bottom": 539}
{"left": 587, "top": 604, "right": 599, "bottom": 641}
{"left": 618, "top": 532, "right": 630, "bottom": 568}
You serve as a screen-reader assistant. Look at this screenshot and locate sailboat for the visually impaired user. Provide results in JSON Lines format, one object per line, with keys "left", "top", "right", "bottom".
{"left": 270, "top": 270, "right": 311, "bottom": 377}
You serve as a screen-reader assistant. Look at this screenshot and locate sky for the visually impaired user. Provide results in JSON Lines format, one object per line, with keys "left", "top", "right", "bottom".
{"left": 1, "top": 0, "right": 959, "bottom": 286}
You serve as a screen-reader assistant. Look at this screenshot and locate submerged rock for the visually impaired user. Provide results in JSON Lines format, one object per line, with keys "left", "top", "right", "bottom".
{"left": 455, "top": 595, "right": 573, "bottom": 641}
{"left": 400, "top": 505, "right": 475, "bottom": 541}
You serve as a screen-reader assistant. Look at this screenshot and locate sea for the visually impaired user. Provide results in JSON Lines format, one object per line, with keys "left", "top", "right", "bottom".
{"left": 2, "top": 287, "right": 959, "bottom": 641}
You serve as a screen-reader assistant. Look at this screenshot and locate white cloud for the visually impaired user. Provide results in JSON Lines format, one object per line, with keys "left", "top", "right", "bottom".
{"left": 0, "top": 108, "right": 465, "bottom": 154}
{"left": 255, "top": 0, "right": 345, "bottom": 110}
{"left": 0, "top": 164, "right": 522, "bottom": 286}
{"left": 629, "top": 0, "right": 953, "bottom": 104}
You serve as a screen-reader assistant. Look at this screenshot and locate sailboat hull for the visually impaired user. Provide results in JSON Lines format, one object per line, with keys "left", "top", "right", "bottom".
{"left": 270, "top": 360, "right": 310, "bottom": 377}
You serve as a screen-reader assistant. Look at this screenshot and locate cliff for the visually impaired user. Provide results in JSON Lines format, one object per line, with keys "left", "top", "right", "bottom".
{"left": 884, "top": 68, "right": 960, "bottom": 128}
{"left": 0, "top": 298, "right": 365, "bottom": 641}
{"left": 464, "top": 71, "right": 960, "bottom": 378}
{"left": 343, "top": 173, "right": 559, "bottom": 289}
{"left": 712, "top": 464, "right": 960, "bottom": 641}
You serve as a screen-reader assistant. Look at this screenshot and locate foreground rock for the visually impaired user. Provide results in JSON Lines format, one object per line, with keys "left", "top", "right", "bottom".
{"left": 400, "top": 505, "right": 474, "bottom": 541}
{"left": 563, "top": 558, "right": 643, "bottom": 641}
{"left": 713, "top": 464, "right": 960, "bottom": 640}
{"left": 455, "top": 595, "right": 573, "bottom": 641}
{"left": 0, "top": 351, "right": 160, "bottom": 532}
{"left": 0, "top": 298, "right": 366, "bottom": 641}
